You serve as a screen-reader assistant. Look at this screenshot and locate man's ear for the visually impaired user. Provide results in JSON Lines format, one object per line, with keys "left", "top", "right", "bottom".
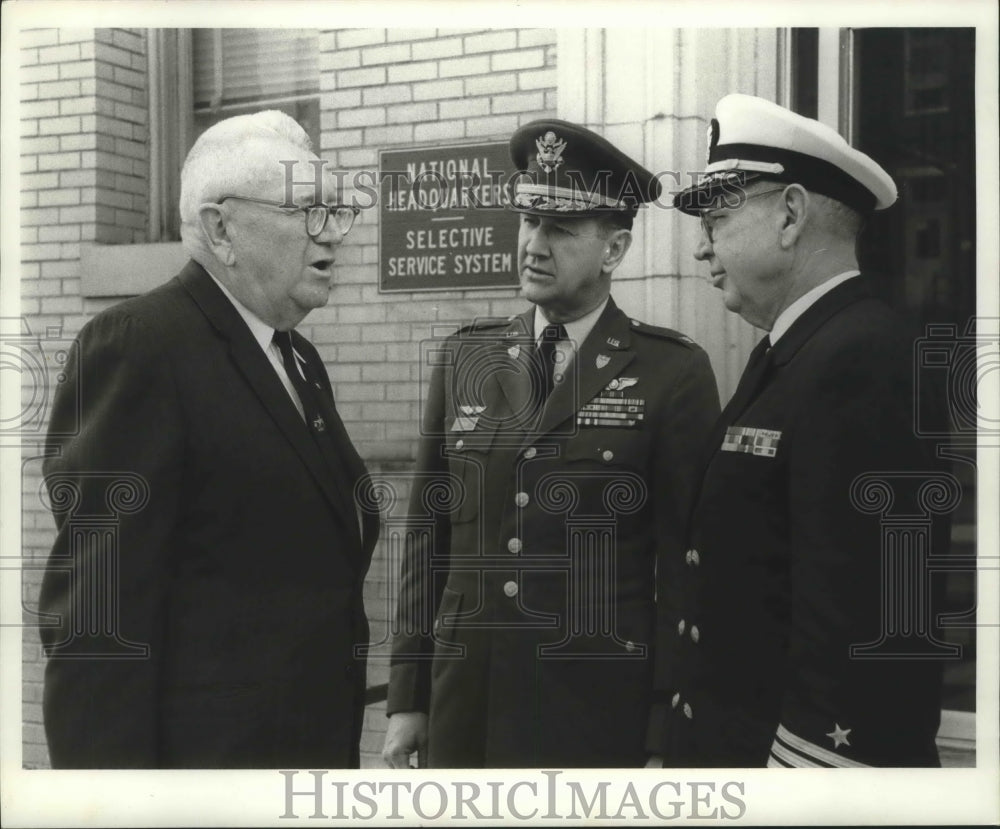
{"left": 198, "top": 203, "right": 235, "bottom": 266}
{"left": 601, "top": 229, "right": 633, "bottom": 274}
{"left": 779, "top": 185, "right": 809, "bottom": 250}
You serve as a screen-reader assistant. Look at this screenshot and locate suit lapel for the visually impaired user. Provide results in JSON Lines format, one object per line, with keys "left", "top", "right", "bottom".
{"left": 291, "top": 334, "right": 369, "bottom": 553}
{"left": 178, "top": 262, "right": 363, "bottom": 543}
{"left": 699, "top": 275, "right": 875, "bottom": 476}
{"left": 768, "top": 275, "right": 873, "bottom": 370}
{"left": 715, "top": 336, "right": 774, "bottom": 426}
{"left": 531, "top": 300, "right": 636, "bottom": 441}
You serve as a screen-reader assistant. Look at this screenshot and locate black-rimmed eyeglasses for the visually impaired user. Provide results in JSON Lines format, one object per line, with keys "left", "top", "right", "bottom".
{"left": 219, "top": 196, "right": 360, "bottom": 238}
{"left": 699, "top": 187, "right": 786, "bottom": 244}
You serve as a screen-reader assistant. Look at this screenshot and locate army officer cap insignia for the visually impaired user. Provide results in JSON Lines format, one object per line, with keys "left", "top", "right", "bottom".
{"left": 507, "top": 118, "right": 662, "bottom": 226}
{"left": 673, "top": 93, "right": 897, "bottom": 216}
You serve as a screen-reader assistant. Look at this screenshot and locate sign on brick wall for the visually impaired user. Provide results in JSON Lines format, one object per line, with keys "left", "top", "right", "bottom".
{"left": 379, "top": 142, "right": 519, "bottom": 292}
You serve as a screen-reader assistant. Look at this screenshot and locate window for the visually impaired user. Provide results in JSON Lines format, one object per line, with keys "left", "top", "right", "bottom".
{"left": 790, "top": 28, "right": 818, "bottom": 119}
{"left": 148, "top": 28, "right": 319, "bottom": 241}
{"left": 191, "top": 29, "right": 319, "bottom": 145}
{"left": 784, "top": 28, "right": 978, "bottom": 757}
{"left": 852, "top": 27, "right": 977, "bottom": 724}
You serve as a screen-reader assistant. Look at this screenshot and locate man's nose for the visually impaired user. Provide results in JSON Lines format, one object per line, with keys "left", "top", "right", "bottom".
{"left": 693, "top": 228, "right": 712, "bottom": 261}
{"left": 314, "top": 214, "right": 345, "bottom": 246}
{"left": 523, "top": 224, "right": 549, "bottom": 257}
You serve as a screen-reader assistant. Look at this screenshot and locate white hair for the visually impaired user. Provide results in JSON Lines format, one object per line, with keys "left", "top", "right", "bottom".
{"left": 809, "top": 191, "right": 864, "bottom": 240}
{"left": 179, "top": 110, "right": 313, "bottom": 259}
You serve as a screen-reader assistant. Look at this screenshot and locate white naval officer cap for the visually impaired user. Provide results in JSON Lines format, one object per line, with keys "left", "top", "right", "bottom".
{"left": 674, "top": 93, "right": 897, "bottom": 216}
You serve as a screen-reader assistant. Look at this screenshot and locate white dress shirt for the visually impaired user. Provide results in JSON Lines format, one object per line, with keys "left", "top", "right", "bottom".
{"left": 533, "top": 297, "right": 609, "bottom": 386}
{"left": 206, "top": 271, "right": 306, "bottom": 419}
{"left": 769, "top": 270, "right": 861, "bottom": 345}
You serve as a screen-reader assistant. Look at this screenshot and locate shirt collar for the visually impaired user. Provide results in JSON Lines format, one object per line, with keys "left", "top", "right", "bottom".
{"left": 533, "top": 297, "right": 609, "bottom": 350}
{"left": 206, "top": 270, "right": 276, "bottom": 353}
{"left": 769, "top": 270, "right": 860, "bottom": 345}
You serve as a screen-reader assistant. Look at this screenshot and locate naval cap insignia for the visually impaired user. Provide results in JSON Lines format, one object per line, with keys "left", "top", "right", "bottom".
{"left": 706, "top": 118, "right": 720, "bottom": 165}
{"left": 535, "top": 130, "right": 567, "bottom": 174}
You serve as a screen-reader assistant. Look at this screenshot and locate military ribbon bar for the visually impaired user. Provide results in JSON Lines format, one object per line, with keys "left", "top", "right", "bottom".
{"left": 720, "top": 426, "right": 782, "bottom": 457}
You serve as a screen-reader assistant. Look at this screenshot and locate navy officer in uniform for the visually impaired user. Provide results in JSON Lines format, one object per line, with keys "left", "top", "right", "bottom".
{"left": 383, "top": 119, "right": 721, "bottom": 768}
{"left": 657, "top": 94, "right": 951, "bottom": 767}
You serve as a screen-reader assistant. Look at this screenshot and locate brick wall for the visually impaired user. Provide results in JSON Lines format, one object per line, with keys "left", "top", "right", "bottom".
{"left": 18, "top": 26, "right": 555, "bottom": 770}
{"left": 307, "top": 27, "right": 556, "bottom": 464}
{"left": 20, "top": 26, "right": 149, "bottom": 769}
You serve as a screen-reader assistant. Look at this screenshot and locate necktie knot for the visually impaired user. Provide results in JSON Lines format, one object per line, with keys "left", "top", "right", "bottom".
{"left": 272, "top": 330, "right": 298, "bottom": 369}
{"left": 755, "top": 334, "right": 772, "bottom": 354}
{"left": 540, "top": 322, "right": 568, "bottom": 344}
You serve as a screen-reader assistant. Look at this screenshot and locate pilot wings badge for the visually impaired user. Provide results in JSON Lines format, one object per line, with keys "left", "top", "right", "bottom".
{"left": 536, "top": 130, "right": 567, "bottom": 174}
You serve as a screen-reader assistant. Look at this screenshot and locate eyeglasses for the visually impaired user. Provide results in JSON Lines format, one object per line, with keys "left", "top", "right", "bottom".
{"left": 699, "top": 187, "right": 786, "bottom": 244}
{"left": 219, "top": 196, "right": 360, "bottom": 238}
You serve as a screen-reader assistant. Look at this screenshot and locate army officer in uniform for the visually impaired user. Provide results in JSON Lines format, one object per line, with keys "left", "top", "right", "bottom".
{"left": 383, "top": 120, "right": 721, "bottom": 768}
{"left": 658, "top": 95, "right": 950, "bottom": 767}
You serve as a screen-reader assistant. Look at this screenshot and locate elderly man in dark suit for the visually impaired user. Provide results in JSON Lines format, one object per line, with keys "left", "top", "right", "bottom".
{"left": 39, "top": 110, "right": 379, "bottom": 768}
{"left": 656, "top": 94, "right": 951, "bottom": 767}
{"left": 382, "top": 119, "right": 721, "bottom": 768}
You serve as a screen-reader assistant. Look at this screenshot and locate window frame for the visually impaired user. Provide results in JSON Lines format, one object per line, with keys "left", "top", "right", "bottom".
{"left": 780, "top": 26, "right": 976, "bottom": 755}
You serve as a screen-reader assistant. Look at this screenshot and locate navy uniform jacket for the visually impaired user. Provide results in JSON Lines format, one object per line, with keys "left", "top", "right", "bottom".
{"left": 388, "top": 298, "right": 720, "bottom": 767}
{"left": 39, "top": 261, "right": 379, "bottom": 768}
{"left": 655, "top": 277, "right": 951, "bottom": 768}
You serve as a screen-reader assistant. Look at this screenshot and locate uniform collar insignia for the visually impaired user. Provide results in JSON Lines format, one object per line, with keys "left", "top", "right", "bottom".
{"left": 595, "top": 354, "right": 611, "bottom": 370}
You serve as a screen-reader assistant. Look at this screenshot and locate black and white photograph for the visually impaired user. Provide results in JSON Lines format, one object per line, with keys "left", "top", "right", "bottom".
{"left": 1, "top": 0, "right": 997, "bottom": 825}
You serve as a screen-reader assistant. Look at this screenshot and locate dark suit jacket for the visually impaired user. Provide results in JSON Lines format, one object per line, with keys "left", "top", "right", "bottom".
{"left": 656, "top": 277, "right": 951, "bottom": 767}
{"left": 39, "top": 261, "right": 379, "bottom": 768}
{"left": 388, "top": 298, "right": 720, "bottom": 767}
